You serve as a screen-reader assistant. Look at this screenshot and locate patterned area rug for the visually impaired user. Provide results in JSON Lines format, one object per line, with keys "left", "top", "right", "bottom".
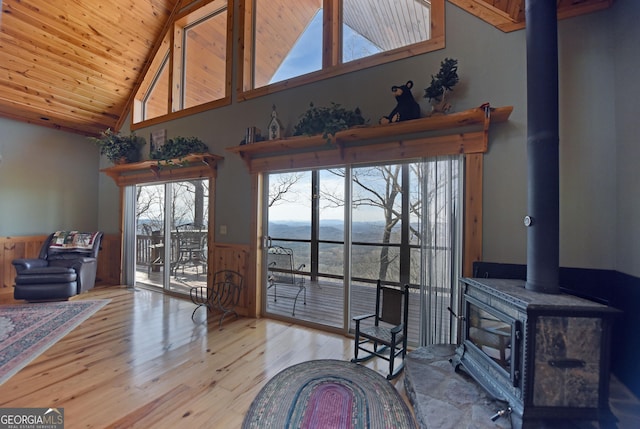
{"left": 242, "top": 359, "right": 417, "bottom": 429}
{"left": 0, "top": 300, "right": 109, "bottom": 385}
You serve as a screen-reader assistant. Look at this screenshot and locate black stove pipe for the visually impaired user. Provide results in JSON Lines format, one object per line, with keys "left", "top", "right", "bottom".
{"left": 525, "top": 0, "right": 560, "bottom": 294}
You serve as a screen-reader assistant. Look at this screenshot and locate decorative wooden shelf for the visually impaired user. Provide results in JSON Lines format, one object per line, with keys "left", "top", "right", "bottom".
{"left": 101, "top": 153, "right": 224, "bottom": 187}
{"left": 226, "top": 104, "right": 513, "bottom": 173}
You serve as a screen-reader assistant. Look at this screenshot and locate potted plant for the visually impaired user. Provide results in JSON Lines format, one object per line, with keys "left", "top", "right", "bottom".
{"left": 89, "top": 129, "right": 146, "bottom": 164}
{"left": 150, "top": 136, "right": 209, "bottom": 165}
{"left": 424, "top": 58, "right": 459, "bottom": 116}
{"left": 293, "top": 102, "right": 366, "bottom": 144}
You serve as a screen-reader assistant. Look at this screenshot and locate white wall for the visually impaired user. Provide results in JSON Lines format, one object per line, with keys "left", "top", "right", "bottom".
{"left": 0, "top": 117, "right": 100, "bottom": 236}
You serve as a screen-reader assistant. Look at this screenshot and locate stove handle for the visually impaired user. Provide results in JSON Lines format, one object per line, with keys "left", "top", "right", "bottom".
{"left": 447, "top": 306, "right": 465, "bottom": 321}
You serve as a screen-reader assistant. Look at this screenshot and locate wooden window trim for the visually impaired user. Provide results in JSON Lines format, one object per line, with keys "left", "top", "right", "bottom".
{"left": 132, "top": 35, "right": 171, "bottom": 124}
{"left": 238, "top": 0, "right": 445, "bottom": 101}
{"left": 130, "top": 0, "right": 234, "bottom": 131}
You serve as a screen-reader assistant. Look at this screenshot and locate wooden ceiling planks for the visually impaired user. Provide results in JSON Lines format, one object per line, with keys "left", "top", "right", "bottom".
{"left": 1, "top": 12, "right": 135, "bottom": 95}
{"left": 0, "top": 0, "right": 178, "bottom": 135}
{"left": 449, "top": 0, "right": 612, "bottom": 32}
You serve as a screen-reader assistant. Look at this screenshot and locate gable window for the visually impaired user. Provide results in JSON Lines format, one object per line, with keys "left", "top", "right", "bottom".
{"left": 240, "top": 0, "right": 444, "bottom": 97}
{"left": 134, "top": 34, "right": 171, "bottom": 123}
{"left": 141, "top": 51, "right": 170, "bottom": 121}
{"left": 178, "top": 5, "right": 229, "bottom": 110}
{"left": 132, "top": 0, "right": 233, "bottom": 128}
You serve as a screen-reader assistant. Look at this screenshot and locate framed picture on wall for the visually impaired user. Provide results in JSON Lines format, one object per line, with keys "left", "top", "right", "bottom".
{"left": 150, "top": 129, "right": 166, "bottom": 155}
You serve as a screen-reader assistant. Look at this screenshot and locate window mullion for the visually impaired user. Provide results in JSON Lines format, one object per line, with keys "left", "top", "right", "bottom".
{"left": 240, "top": 0, "right": 255, "bottom": 92}
{"left": 400, "top": 163, "right": 411, "bottom": 286}
{"left": 323, "top": 0, "right": 341, "bottom": 68}
{"left": 170, "top": 26, "right": 182, "bottom": 113}
{"left": 311, "top": 171, "right": 320, "bottom": 282}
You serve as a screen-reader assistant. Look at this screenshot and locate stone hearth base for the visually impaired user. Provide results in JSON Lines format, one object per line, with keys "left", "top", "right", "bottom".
{"left": 405, "top": 345, "right": 640, "bottom": 429}
{"left": 404, "top": 344, "right": 511, "bottom": 429}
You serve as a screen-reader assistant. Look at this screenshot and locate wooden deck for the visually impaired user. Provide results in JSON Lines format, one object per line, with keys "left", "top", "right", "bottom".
{"left": 135, "top": 262, "right": 207, "bottom": 295}
{"left": 264, "top": 279, "right": 454, "bottom": 346}
{"left": 135, "top": 266, "right": 454, "bottom": 346}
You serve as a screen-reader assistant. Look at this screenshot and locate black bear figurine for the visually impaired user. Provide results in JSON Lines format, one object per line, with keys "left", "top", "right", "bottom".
{"left": 379, "top": 80, "right": 421, "bottom": 124}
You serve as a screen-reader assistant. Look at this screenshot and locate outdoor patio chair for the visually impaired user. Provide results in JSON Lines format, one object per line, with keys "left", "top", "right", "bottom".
{"left": 136, "top": 229, "right": 180, "bottom": 277}
{"left": 351, "top": 280, "right": 409, "bottom": 379}
{"left": 174, "top": 223, "right": 207, "bottom": 278}
{"left": 267, "top": 246, "right": 306, "bottom": 316}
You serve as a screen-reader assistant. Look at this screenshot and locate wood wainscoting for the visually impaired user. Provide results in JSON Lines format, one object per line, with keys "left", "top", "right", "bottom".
{"left": 0, "top": 235, "right": 48, "bottom": 297}
{"left": 95, "top": 234, "right": 122, "bottom": 286}
{"left": 211, "top": 242, "right": 252, "bottom": 317}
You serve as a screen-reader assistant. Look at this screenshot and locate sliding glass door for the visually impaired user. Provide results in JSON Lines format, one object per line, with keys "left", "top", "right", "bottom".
{"left": 263, "top": 157, "right": 462, "bottom": 346}
{"left": 135, "top": 179, "right": 209, "bottom": 294}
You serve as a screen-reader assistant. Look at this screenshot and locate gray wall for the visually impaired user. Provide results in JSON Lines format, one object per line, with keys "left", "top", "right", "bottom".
{"left": 0, "top": 117, "right": 100, "bottom": 235}
{"left": 97, "top": 149, "right": 122, "bottom": 235}
{"left": 614, "top": 0, "right": 640, "bottom": 278}
{"left": 127, "top": 3, "right": 531, "bottom": 250}
{"left": 557, "top": 8, "right": 618, "bottom": 270}
{"left": 2, "top": 2, "right": 636, "bottom": 279}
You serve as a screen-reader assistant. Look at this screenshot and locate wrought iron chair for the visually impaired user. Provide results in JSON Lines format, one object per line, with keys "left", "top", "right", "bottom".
{"left": 351, "top": 280, "right": 410, "bottom": 379}
{"left": 190, "top": 270, "right": 244, "bottom": 328}
{"left": 267, "top": 246, "right": 306, "bottom": 316}
{"left": 174, "top": 223, "right": 207, "bottom": 278}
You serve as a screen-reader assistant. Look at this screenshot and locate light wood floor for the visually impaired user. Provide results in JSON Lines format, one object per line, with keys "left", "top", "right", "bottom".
{"left": 0, "top": 286, "right": 412, "bottom": 428}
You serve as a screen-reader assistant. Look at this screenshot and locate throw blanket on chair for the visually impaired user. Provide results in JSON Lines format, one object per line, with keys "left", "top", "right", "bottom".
{"left": 50, "top": 231, "right": 100, "bottom": 251}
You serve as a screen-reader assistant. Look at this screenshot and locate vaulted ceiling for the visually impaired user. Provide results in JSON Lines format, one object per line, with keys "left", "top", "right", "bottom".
{"left": 0, "top": 0, "right": 180, "bottom": 135}
{"left": 0, "top": 0, "right": 613, "bottom": 137}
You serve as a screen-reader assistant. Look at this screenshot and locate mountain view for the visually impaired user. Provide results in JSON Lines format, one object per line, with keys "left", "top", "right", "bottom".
{"left": 268, "top": 220, "right": 415, "bottom": 282}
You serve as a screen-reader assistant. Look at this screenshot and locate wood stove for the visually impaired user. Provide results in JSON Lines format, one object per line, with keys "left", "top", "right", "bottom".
{"left": 452, "top": 277, "right": 619, "bottom": 428}
{"left": 447, "top": 2, "right": 622, "bottom": 426}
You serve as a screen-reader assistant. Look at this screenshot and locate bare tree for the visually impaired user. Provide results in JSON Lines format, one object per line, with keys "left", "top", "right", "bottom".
{"left": 324, "top": 162, "right": 456, "bottom": 282}
{"left": 322, "top": 166, "right": 401, "bottom": 280}
{"left": 136, "top": 185, "right": 164, "bottom": 233}
{"left": 173, "top": 180, "right": 208, "bottom": 226}
{"left": 269, "top": 172, "right": 305, "bottom": 207}
{"left": 136, "top": 180, "right": 209, "bottom": 232}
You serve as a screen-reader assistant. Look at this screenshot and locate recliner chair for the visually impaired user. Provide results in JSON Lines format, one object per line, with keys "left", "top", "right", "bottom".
{"left": 12, "top": 231, "right": 103, "bottom": 301}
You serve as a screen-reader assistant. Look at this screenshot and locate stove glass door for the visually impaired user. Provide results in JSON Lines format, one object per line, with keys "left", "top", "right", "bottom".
{"left": 468, "top": 303, "right": 512, "bottom": 373}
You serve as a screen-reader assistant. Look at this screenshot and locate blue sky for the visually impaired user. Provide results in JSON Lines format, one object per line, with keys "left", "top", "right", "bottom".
{"left": 270, "top": 10, "right": 381, "bottom": 84}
